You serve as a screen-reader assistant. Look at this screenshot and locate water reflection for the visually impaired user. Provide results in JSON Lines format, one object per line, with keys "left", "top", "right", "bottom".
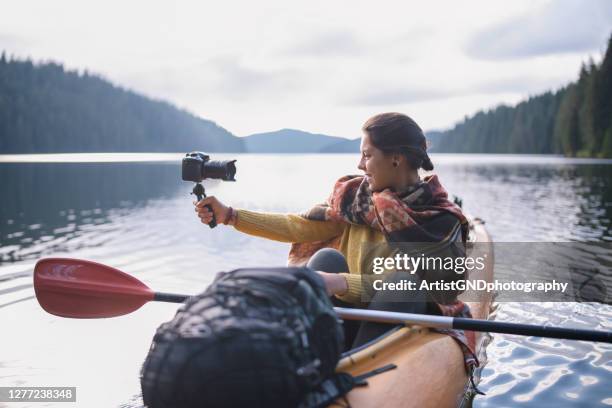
{"left": 0, "top": 162, "right": 183, "bottom": 263}
{"left": 434, "top": 162, "right": 612, "bottom": 242}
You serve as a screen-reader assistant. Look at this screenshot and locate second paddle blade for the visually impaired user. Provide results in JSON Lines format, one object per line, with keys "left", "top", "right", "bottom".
{"left": 34, "top": 258, "right": 155, "bottom": 318}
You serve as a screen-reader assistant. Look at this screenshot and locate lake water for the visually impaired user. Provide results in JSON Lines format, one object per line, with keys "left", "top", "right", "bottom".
{"left": 0, "top": 153, "right": 611, "bottom": 407}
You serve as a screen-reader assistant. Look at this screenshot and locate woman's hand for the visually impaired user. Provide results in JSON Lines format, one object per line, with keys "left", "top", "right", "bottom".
{"left": 316, "top": 271, "right": 349, "bottom": 296}
{"left": 194, "top": 196, "right": 232, "bottom": 226}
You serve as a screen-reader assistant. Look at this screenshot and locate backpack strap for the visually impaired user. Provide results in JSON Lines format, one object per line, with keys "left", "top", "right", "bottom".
{"left": 297, "top": 363, "right": 399, "bottom": 407}
{"left": 353, "top": 363, "right": 397, "bottom": 387}
{"left": 298, "top": 372, "right": 355, "bottom": 408}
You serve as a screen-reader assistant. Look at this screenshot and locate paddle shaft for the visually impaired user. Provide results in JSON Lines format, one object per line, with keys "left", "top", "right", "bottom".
{"left": 454, "top": 317, "right": 612, "bottom": 343}
{"left": 149, "top": 292, "right": 612, "bottom": 344}
{"left": 335, "top": 307, "right": 612, "bottom": 343}
{"left": 154, "top": 292, "right": 190, "bottom": 303}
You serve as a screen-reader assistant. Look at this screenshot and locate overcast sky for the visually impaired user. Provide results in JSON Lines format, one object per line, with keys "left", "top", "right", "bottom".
{"left": 1, "top": 0, "right": 611, "bottom": 137}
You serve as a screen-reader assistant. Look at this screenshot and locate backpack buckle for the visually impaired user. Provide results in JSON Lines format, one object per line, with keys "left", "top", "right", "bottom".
{"left": 297, "top": 358, "right": 322, "bottom": 383}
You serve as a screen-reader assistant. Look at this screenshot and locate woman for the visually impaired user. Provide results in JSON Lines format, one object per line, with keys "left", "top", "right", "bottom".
{"left": 194, "top": 113, "right": 476, "bottom": 368}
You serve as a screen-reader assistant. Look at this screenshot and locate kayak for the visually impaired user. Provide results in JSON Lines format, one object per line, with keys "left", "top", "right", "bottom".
{"left": 32, "top": 220, "right": 493, "bottom": 408}
{"left": 331, "top": 218, "right": 494, "bottom": 408}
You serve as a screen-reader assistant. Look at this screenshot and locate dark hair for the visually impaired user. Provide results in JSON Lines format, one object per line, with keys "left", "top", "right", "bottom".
{"left": 362, "top": 112, "right": 434, "bottom": 171}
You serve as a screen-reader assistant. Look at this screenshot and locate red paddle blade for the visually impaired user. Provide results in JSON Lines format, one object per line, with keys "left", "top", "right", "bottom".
{"left": 34, "top": 258, "right": 155, "bottom": 318}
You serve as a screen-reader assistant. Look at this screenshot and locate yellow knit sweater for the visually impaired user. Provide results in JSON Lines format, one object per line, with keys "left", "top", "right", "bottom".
{"left": 233, "top": 209, "right": 393, "bottom": 305}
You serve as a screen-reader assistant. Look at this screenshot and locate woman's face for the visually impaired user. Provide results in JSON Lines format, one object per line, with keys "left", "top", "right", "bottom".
{"left": 358, "top": 132, "right": 397, "bottom": 192}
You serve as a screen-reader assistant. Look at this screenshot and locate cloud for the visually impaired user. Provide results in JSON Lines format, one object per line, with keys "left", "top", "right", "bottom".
{"left": 114, "top": 56, "right": 308, "bottom": 108}
{"left": 465, "top": 0, "right": 612, "bottom": 60}
{"left": 280, "top": 27, "right": 433, "bottom": 63}
{"left": 207, "top": 57, "right": 304, "bottom": 100}
{"left": 474, "top": 75, "right": 572, "bottom": 95}
{"left": 281, "top": 30, "right": 366, "bottom": 57}
{"left": 345, "top": 87, "right": 455, "bottom": 106}
{"left": 0, "top": 33, "right": 32, "bottom": 51}
{"left": 344, "top": 73, "right": 572, "bottom": 107}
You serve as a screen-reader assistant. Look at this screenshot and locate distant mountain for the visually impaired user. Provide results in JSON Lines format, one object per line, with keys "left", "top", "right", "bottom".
{"left": 243, "top": 128, "right": 446, "bottom": 154}
{"left": 318, "top": 131, "right": 446, "bottom": 153}
{"left": 0, "top": 55, "right": 245, "bottom": 153}
{"left": 243, "top": 129, "right": 353, "bottom": 153}
{"left": 320, "top": 137, "right": 360, "bottom": 153}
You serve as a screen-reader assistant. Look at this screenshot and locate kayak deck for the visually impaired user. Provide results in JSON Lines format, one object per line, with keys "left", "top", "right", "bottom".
{"left": 331, "top": 218, "right": 493, "bottom": 408}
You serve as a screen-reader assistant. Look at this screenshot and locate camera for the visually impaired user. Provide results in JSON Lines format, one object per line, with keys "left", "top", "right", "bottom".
{"left": 182, "top": 151, "right": 237, "bottom": 229}
{"left": 182, "top": 152, "right": 236, "bottom": 183}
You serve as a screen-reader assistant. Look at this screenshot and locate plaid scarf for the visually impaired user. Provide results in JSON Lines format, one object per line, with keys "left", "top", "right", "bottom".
{"left": 288, "top": 174, "right": 479, "bottom": 371}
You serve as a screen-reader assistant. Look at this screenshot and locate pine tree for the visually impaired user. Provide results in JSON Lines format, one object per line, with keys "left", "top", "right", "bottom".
{"left": 593, "top": 34, "right": 612, "bottom": 157}
{"left": 554, "top": 85, "right": 580, "bottom": 156}
{"left": 577, "top": 60, "right": 597, "bottom": 155}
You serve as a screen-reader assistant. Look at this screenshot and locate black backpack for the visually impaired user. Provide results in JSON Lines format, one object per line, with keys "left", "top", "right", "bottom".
{"left": 140, "top": 267, "right": 354, "bottom": 408}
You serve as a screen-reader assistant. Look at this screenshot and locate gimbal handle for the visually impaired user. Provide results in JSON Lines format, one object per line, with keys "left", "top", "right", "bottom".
{"left": 193, "top": 183, "right": 216, "bottom": 228}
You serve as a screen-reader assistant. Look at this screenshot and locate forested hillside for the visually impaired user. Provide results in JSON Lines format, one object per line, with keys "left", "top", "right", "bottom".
{"left": 0, "top": 55, "right": 245, "bottom": 153}
{"left": 431, "top": 34, "right": 612, "bottom": 158}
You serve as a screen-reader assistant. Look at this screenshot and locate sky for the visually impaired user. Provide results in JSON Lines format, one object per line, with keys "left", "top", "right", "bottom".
{"left": 1, "top": 0, "right": 611, "bottom": 138}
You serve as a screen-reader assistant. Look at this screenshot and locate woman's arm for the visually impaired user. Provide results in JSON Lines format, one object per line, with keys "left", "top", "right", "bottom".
{"left": 335, "top": 274, "right": 365, "bottom": 304}
{"left": 195, "top": 196, "right": 345, "bottom": 243}
{"left": 233, "top": 209, "right": 344, "bottom": 243}
{"left": 316, "top": 271, "right": 349, "bottom": 296}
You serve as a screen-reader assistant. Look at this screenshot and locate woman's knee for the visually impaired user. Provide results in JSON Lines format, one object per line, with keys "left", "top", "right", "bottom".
{"left": 306, "top": 248, "right": 349, "bottom": 274}
{"left": 368, "top": 271, "right": 428, "bottom": 314}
